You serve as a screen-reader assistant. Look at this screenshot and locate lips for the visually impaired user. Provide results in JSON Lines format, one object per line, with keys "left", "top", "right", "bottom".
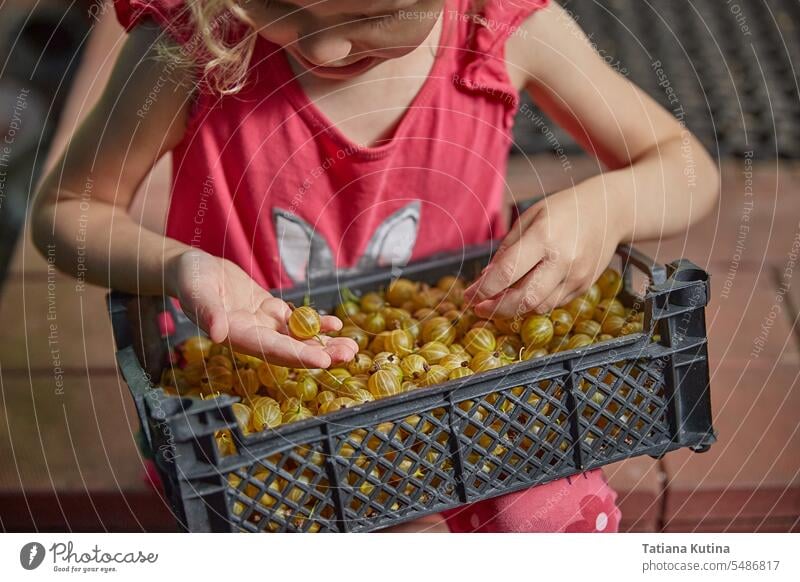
{"left": 292, "top": 53, "right": 381, "bottom": 77}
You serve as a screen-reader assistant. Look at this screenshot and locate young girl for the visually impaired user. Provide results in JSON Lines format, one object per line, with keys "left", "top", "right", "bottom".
{"left": 33, "top": 0, "right": 718, "bottom": 532}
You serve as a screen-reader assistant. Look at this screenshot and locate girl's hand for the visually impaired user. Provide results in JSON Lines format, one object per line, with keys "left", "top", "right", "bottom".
{"left": 464, "top": 188, "right": 625, "bottom": 320}
{"left": 167, "top": 250, "right": 358, "bottom": 368}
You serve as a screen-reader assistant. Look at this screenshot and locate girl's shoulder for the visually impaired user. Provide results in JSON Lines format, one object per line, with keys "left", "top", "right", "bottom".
{"left": 113, "top": 0, "right": 192, "bottom": 41}
{"left": 448, "top": 0, "right": 550, "bottom": 96}
{"left": 449, "top": 0, "right": 549, "bottom": 49}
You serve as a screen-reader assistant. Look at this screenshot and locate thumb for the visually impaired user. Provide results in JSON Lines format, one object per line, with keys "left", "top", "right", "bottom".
{"left": 188, "top": 293, "right": 229, "bottom": 343}
{"left": 204, "top": 303, "right": 229, "bottom": 343}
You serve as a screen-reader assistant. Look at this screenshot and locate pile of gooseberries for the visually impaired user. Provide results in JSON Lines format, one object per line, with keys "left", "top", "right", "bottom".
{"left": 158, "top": 266, "right": 646, "bottom": 455}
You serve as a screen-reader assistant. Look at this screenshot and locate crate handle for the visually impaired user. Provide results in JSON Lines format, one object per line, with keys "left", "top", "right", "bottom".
{"left": 616, "top": 243, "right": 667, "bottom": 285}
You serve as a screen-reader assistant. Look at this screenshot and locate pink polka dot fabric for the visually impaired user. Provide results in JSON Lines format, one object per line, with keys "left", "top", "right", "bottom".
{"left": 443, "top": 469, "right": 622, "bottom": 532}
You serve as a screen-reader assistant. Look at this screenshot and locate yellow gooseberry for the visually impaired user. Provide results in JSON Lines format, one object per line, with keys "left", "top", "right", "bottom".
{"left": 521, "top": 314, "right": 554, "bottom": 349}
{"left": 620, "top": 321, "right": 644, "bottom": 336}
{"left": 601, "top": 314, "right": 626, "bottom": 336}
{"left": 311, "top": 391, "right": 336, "bottom": 413}
{"left": 382, "top": 307, "right": 411, "bottom": 327}
{"left": 283, "top": 407, "right": 314, "bottom": 425}
{"left": 181, "top": 336, "right": 214, "bottom": 363}
{"left": 386, "top": 278, "right": 417, "bottom": 307}
{"left": 384, "top": 329, "right": 415, "bottom": 356}
{"left": 584, "top": 283, "right": 602, "bottom": 306}
{"left": 232, "top": 402, "right": 253, "bottom": 434}
{"left": 593, "top": 298, "right": 626, "bottom": 322}
{"left": 334, "top": 300, "right": 360, "bottom": 322}
{"left": 288, "top": 306, "right": 321, "bottom": 340}
{"left": 252, "top": 401, "right": 282, "bottom": 431}
{"left": 421, "top": 316, "right": 457, "bottom": 346}
{"left": 448, "top": 366, "right": 474, "bottom": 380}
{"left": 202, "top": 365, "right": 234, "bottom": 392}
{"left": 416, "top": 341, "right": 450, "bottom": 364}
{"left": 419, "top": 365, "right": 450, "bottom": 387}
{"left": 338, "top": 325, "right": 370, "bottom": 350}
{"left": 521, "top": 346, "right": 548, "bottom": 360}
{"left": 566, "top": 296, "right": 595, "bottom": 322}
{"left": 347, "top": 352, "right": 373, "bottom": 375}
{"left": 597, "top": 267, "right": 623, "bottom": 298}
{"left": 290, "top": 375, "right": 319, "bottom": 402}
{"left": 574, "top": 319, "right": 601, "bottom": 338}
{"left": 496, "top": 335, "right": 523, "bottom": 360}
{"left": 367, "top": 370, "right": 402, "bottom": 398}
{"left": 399, "top": 317, "right": 421, "bottom": 341}
{"left": 400, "top": 354, "right": 430, "bottom": 379}
{"left": 549, "top": 309, "right": 574, "bottom": 336}
{"left": 436, "top": 275, "right": 465, "bottom": 293}
{"left": 360, "top": 291, "right": 385, "bottom": 313}
{"left": 439, "top": 353, "right": 470, "bottom": 371}
{"left": 469, "top": 351, "right": 504, "bottom": 373}
{"left": 232, "top": 367, "right": 260, "bottom": 399}
{"left": 548, "top": 335, "right": 570, "bottom": 352}
{"left": 463, "top": 327, "right": 497, "bottom": 355}
{"left": 257, "top": 363, "right": 289, "bottom": 390}
{"left": 566, "top": 334, "right": 593, "bottom": 350}
{"left": 362, "top": 312, "right": 387, "bottom": 335}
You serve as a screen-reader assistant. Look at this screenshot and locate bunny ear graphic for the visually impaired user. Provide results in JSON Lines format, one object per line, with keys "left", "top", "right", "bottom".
{"left": 273, "top": 208, "right": 335, "bottom": 283}
{"left": 358, "top": 201, "right": 421, "bottom": 271}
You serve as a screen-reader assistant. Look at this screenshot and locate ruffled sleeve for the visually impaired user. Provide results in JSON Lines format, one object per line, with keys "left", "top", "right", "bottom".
{"left": 113, "top": 0, "right": 193, "bottom": 44}
{"left": 453, "top": 0, "right": 549, "bottom": 126}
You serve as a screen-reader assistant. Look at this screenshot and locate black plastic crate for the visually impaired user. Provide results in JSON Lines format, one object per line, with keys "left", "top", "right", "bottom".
{"left": 108, "top": 243, "right": 715, "bottom": 532}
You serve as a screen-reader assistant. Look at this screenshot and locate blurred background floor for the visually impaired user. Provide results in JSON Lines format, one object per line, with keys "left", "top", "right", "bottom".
{"left": 1, "top": 1, "right": 798, "bottom": 532}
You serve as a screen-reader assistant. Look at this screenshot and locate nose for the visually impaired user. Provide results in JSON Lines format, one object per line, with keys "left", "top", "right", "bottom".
{"left": 296, "top": 32, "right": 353, "bottom": 66}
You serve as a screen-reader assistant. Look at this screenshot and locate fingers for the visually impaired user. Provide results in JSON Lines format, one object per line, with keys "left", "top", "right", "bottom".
{"left": 205, "top": 308, "right": 230, "bottom": 344}
{"left": 187, "top": 292, "right": 230, "bottom": 343}
{"left": 234, "top": 327, "right": 337, "bottom": 368}
{"left": 464, "top": 231, "right": 546, "bottom": 304}
{"left": 497, "top": 203, "right": 540, "bottom": 254}
{"left": 230, "top": 325, "right": 359, "bottom": 369}
{"left": 261, "top": 299, "right": 292, "bottom": 335}
{"left": 320, "top": 315, "right": 344, "bottom": 333}
{"left": 539, "top": 282, "right": 583, "bottom": 315}
{"left": 472, "top": 260, "right": 564, "bottom": 319}
{"left": 312, "top": 336, "right": 359, "bottom": 365}
{"left": 265, "top": 302, "right": 343, "bottom": 335}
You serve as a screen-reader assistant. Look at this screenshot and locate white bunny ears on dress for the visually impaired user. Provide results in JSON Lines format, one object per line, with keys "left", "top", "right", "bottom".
{"left": 273, "top": 201, "right": 421, "bottom": 284}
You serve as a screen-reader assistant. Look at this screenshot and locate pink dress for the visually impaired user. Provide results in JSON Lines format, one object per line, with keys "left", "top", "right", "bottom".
{"left": 115, "top": 0, "right": 621, "bottom": 532}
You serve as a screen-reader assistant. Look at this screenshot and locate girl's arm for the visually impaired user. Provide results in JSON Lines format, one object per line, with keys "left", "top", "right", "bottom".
{"left": 32, "top": 23, "right": 357, "bottom": 367}
{"left": 33, "top": 23, "right": 191, "bottom": 296}
{"left": 467, "top": 3, "right": 720, "bottom": 318}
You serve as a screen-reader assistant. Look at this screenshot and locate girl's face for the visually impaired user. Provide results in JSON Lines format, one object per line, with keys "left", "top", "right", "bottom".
{"left": 244, "top": 0, "right": 447, "bottom": 78}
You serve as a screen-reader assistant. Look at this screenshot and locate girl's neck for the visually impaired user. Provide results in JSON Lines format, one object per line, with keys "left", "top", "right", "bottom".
{"left": 283, "top": 9, "right": 447, "bottom": 147}
{"left": 286, "top": 9, "right": 445, "bottom": 90}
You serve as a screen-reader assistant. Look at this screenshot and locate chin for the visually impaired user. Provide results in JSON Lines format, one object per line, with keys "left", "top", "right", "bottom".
{"left": 303, "top": 57, "right": 385, "bottom": 79}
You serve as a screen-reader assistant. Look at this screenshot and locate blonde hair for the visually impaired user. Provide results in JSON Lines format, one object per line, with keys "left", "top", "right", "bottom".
{"left": 157, "top": 0, "right": 256, "bottom": 94}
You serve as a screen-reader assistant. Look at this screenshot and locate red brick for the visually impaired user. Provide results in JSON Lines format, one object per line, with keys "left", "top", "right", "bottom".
{"left": 663, "top": 361, "right": 800, "bottom": 523}
{"left": 639, "top": 160, "right": 800, "bottom": 268}
{"left": 605, "top": 457, "right": 663, "bottom": 532}
{"left": 703, "top": 262, "right": 799, "bottom": 368}
{"left": 0, "top": 276, "right": 117, "bottom": 371}
{"left": 664, "top": 514, "right": 799, "bottom": 533}
{"left": 0, "top": 491, "right": 176, "bottom": 532}
{"left": 0, "top": 372, "right": 144, "bottom": 492}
